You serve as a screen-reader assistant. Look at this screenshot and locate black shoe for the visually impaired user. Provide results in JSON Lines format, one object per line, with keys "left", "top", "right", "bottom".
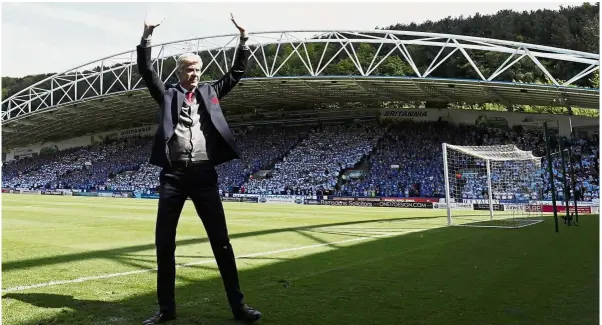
{"left": 142, "top": 311, "right": 176, "bottom": 325}
{"left": 233, "top": 305, "right": 262, "bottom": 323}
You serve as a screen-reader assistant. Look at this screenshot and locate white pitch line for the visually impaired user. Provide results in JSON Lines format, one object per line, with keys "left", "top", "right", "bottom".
{"left": 228, "top": 215, "right": 327, "bottom": 223}
{"left": 3, "top": 233, "right": 396, "bottom": 293}
{"left": 4, "top": 216, "right": 319, "bottom": 232}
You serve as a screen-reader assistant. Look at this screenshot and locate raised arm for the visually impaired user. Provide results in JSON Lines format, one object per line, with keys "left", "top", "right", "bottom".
{"left": 136, "top": 19, "right": 165, "bottom": 104}
{"left": 211, "top": 14, "right": 250, "bottom": 99}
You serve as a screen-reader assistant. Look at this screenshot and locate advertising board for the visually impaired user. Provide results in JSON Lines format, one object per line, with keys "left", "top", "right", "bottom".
{"left": 541, "top": 205, "right": 592, "bottom": 214}
{"left": 473, "top": 203, "right": 505, "bottom": 211}
{"left": 305, "top": 199, "right": 433, "bottom": 209}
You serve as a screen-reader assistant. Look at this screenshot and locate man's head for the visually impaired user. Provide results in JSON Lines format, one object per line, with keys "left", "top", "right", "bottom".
{"left": 176, "top": 53, "right": 203, "bottom": 90}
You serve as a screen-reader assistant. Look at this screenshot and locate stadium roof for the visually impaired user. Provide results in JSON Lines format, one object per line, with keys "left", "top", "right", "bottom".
{"left": 2, "top": 29, "right": 599, "bottom": 149}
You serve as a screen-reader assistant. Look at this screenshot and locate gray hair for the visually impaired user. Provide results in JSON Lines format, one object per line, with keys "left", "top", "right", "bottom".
{"left": 176, "top": 53, "right": 203, "bottom": 74}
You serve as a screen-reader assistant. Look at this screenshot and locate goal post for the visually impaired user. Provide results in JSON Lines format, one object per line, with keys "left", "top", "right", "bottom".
{"left": 442, "top": 143, "right": 544, "bottom": 229}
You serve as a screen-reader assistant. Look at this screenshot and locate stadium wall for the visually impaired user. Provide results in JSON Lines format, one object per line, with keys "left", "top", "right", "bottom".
{"left": 89, "top": 125, "right": 157, "bottom": 145}
{"left": 5, "top": 125, "right": 157, "bottom": 161}
{"left": 379, "top": 108, "right": 598, "bottom": 137}
{"left": 4, "top": 109, "right": 597, "bottom": 161}
{"left": 6, "top": 135, "right": 92, "bottom": 161}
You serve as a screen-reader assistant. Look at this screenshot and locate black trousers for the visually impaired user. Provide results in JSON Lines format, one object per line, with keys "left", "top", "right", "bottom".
{"left": 155, "top": 163, "right": 245, "bottom": 314}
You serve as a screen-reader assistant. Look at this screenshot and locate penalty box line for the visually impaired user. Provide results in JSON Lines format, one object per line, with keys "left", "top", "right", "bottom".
{"left": 3, "top": 233, "right": 397, "bottom": 293}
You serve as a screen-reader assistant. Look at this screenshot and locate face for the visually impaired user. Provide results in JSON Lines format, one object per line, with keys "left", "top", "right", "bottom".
{"left": 178, "top": 61, "right": 201, "bottom": 90}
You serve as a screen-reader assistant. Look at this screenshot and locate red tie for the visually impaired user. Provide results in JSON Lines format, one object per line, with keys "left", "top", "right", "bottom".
{"left": 186, "top": 91, "right": 194, "bottom": 102}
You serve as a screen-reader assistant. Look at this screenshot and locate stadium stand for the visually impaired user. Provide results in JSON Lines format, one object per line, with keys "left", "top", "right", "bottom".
{"left": 242, "top": 123, "right": 385, "bottom": 195}
{"left": 2, "top": 120, "right": 599, "bottom": 201}
{"left": 218, "top": 125, "right": 312, "bottom": 194}
{"left": 541, "top": 137, "right": 600, "bottom": 202}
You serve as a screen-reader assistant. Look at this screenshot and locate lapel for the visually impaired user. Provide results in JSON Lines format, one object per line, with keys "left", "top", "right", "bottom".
{"left": 178, "top": 84, "right": 214, "bottom": 117}
{"left": 172, "top": 84, "right": 214, "bottom": 121}
{"left": 197, "top": 84, "right": 214, "bottom": 117}
{"left": 197, "top": 84, "right": 238, "bottom": 152}
{"left": 175, "top": 85, "right": 185, "bottom": 117}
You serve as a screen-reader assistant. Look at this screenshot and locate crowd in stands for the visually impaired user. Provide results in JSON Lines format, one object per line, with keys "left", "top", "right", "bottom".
{"left": 2, "top": 119, "right": 599, "bottom": 202}
{"left": 242, "top": 123, "right": 385, "bottom": 195}
{"left": 3, "top": 137, "right": 151, "bottom": 191}
{"left": 338, "top": 122, "right": 447, "bottom": 198}
{"left": 335, "top": 121, "right": 562, "bottom": 202}
{"left": 541, "top": 137, "right": 599, "bottom": 202}
{"left": 218, "top": 126, "right": 310, "bottom": 194}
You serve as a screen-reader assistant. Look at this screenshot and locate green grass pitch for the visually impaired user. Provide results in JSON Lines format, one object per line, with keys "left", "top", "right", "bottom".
{"left": 1, "top": 194, "right": 599, "bottom": 325}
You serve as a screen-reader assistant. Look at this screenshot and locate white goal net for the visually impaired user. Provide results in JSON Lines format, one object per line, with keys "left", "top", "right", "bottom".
{"left": 442, "top": 143, "right": 544, "bottom": 228}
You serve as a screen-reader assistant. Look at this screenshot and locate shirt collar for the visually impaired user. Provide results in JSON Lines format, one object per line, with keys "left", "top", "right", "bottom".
{"left": 177, "top": 84, "right": 194, "bottom": 93}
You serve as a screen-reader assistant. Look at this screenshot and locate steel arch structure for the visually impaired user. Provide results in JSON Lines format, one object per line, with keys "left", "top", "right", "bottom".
{"left": 1, "top": 30, "right": 599, "bottom": 147}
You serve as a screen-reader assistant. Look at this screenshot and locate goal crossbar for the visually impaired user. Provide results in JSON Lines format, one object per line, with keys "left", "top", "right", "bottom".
{"left": 445, "top": 144, "right": 539, "bottom": 161}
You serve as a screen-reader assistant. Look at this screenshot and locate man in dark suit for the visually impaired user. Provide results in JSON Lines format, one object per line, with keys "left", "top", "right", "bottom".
{"left": 137, "top": 15, "right": 262, "bottom": 325}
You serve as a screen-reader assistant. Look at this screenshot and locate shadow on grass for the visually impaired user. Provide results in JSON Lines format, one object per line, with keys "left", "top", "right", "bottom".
{"left": 3, "top": 216, "right": 598, "bottom": 325}
{"left": 3, "top": 216, "right": 442, "bottom": 272}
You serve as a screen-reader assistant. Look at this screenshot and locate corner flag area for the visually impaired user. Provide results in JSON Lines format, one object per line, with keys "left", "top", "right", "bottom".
{"left": 2, "top": 195, "right": 598, "bottom": 325}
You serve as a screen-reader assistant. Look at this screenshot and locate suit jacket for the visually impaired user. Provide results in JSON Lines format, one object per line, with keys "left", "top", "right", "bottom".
{"left": 136, "top": 43, "right": 248, "bottom": 168}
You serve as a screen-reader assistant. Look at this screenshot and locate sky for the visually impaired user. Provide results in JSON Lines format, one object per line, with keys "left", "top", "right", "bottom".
{"left": 1, "top": 1, "right": 582, "bottom": 78}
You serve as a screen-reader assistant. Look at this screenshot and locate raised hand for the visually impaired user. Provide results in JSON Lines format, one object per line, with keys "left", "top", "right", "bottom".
{"left": 144, "top": 17, "right": 164, "bottom": 31}
{"left": 143, "top": 12, "right": 165, "bottom": 38}
{"left": 230, "top": 13, "right": 247, "bottom": 39}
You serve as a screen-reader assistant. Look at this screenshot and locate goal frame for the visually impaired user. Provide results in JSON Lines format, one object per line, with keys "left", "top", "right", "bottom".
{"left": 442, "top": 142, "right": 544, "bottom": 229}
